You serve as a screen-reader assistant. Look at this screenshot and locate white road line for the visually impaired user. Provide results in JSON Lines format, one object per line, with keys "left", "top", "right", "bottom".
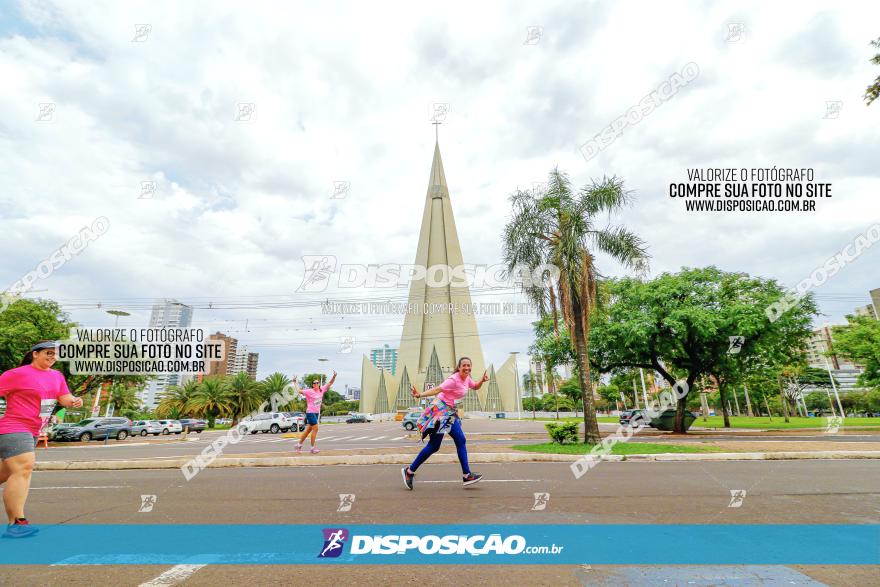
{"left": 421, "top": 479, "right": 542, "bottom": 483}
{"left": 332, "top": 436, "right": 353, "bottom": 441}
{"left": 320, "top": 436, "right": 338, "bottom": 441}
{"left": 372, "top": 436, "right": 387, "bottom": 440}
{"left": 349, "top": 436, "right": 372, "bottom": 441}
{"left": 391, "top": 436, "right": 408, "bottom": 440}
{"left": 31, "top": 486, "right": 127, "bottom": 490}
{"left": 140, "top": 564, "right": 207, "bottom": 586}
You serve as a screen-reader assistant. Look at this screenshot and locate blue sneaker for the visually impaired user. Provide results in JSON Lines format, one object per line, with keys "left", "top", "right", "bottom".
{"left": 3, "top": 519, "right": 39, "bottom": 539}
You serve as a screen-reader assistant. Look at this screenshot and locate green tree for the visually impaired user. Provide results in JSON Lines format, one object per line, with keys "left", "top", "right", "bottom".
{"left": 503, "top": 169, "right": 649, "bottom": 443}
{"left": 866, "top": 37, "right": 880, "bottom": 105}
{"left": 186, "top": 377, "right": 232, "bottom": 428}
{"left": 227, "top": 372, "right": 264, "bottom": 423}
{"left": 259, "top": 372, "right": 292, "bottom": 411}
{"left": 0, "top": 298, "right": 74, "bottom": 372}
{"left": 101, "top": 382, "right": 142, "bottom": 414}
{"left": 832, "top": 315, "right": 880, "bottom": 387}
{"left": 156, "top": 380, "right": 199, "bottom": 419}
{"left": 590, "top": 268, "right": 817, "bottom": 432}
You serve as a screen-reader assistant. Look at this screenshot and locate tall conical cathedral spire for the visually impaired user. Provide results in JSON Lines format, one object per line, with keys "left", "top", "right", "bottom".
{"left": 360, "top": 135, "right": 520, "bottom": 416}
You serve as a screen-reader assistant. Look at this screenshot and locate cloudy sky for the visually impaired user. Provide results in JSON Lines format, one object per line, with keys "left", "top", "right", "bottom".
{"left": 2, "top": 0, "right": 878, "bottom": 387}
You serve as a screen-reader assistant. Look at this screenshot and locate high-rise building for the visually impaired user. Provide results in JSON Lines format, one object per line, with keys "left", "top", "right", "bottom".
{"left": 206, "top": 332, "right": 238, "bottom": 377}
{"left": 360, "top": 137, "right": 518, "bottom": 414}
{"left": 228, "top": 346, "right": 259, "bottom": 379}
{"left": 806, "top": 325, "right": 860, "bottom": 371}
{"left": 854, "top": 304, "right": 877, "bottom": 319}
{"left": 870, "top": 288, "right": 880, "bottom": 319}
{"left": 369, "top": 344, "right": 398, "bottom": 375}
{"left": 247, "top": 352, "right": 259, "bottom": 379}
{"left": 141, "top": 299, "right": 193, "bottom": 409}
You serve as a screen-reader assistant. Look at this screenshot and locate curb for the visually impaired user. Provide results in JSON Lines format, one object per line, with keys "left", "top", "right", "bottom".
{"left": 34, "top": 450, "right": 880, "bottom": 471}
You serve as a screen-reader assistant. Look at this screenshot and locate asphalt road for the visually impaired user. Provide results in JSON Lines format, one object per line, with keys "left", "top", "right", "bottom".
{"left": 36, "top": 420, "right": 880, "bottom": 463}
{"left": 4, "top": 459, "right": 878, "bottom": 586}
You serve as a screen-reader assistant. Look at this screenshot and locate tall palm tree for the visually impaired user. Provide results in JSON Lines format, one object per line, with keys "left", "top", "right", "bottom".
{"left": 186, "top": 377, "right": 232, "bottom": 428}
{"left": 228, "top": 372, "right": 265, "bottom": 424}
{"left": 155, "top": 380, "right": 199, "bottom": 419}
{"left": 259, "top": 372, "right": 292, "bottom": 412}
{"left": 102, "top": 382, "right": 142, "bottom": 414}
{"left": 504, "top": 169, "right": 649, "bottom": 443}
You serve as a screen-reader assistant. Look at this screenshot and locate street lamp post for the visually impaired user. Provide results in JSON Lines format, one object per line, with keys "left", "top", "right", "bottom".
{"left": 510, "top": 351, "right": 522, "bottom": 418}
{"left": 100, "top": 310, "right": 131, "bottom": 417}
{"left": 823, "top": 357, "right": 845, "bottom": 418}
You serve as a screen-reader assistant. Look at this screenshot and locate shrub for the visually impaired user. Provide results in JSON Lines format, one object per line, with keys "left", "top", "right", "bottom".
{"left": 545, "top": 421, "right": 579, "bottom": 444}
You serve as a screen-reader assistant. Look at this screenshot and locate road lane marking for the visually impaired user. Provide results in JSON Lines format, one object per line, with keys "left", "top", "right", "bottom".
{"left": 140, "top": 564, "right": 207, "bottom": 586}
{"left": 391, "top": 436, "right": 407, "bottom": 440}
{"left": 421, "top": 479, "right": 543, "bottom": 483}
{"left": 372, "top": 436, "right": 387, "bottom": 440}
{"left": 350, "top": 436, "right": 372, "bottom": 441}
{"left": 31, "top": 486, "right": 127, "bottom": 489}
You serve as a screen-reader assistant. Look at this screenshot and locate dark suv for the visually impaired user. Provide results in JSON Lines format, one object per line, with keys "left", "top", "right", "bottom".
{"left": 54, "top": 417, "right": 132, "bottom": 442}
{"left": 178, "top": 419, "right": 207, "bottom": 433}
{"left": 619, "top": 409, "right": 653, "bottom": 427}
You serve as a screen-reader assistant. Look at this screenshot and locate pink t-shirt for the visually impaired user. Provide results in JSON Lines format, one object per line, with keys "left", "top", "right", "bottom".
{"left": 301, "top": 383, "right": 329, "bottom": 413}
{"left": 0, "top": 365, "right": 70, "bottom": 436}
{"left": 437, "top": 373, "right": 477, "bottom": 407}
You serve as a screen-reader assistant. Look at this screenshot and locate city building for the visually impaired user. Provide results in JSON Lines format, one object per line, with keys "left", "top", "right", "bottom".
{"left": 805, "top": 325, "right": 859, "bottom": 371}
{"left": 369, "top": 344, "right": 398, "bottom": 375}
{"left": 247, "top": 352, "right": 259, "bottom": 379}
{"left": 854, "top": 304, "right": 877, "bottom": 319}
{"left": 141, "top": 299, "right": 193, "bottom": 409}
{"left": 206, "top": 332, "right": 238, "bottom": 377}
{"left": 228, "top": 346, "right": 259, "bottom": 379}
{"left": 871, "top": 288, "right": 880, "bottom": 319}
{"left": 360, "top": 137, "right": 519, "bottom": 414}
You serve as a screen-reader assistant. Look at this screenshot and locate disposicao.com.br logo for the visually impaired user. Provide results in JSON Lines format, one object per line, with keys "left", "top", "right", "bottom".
{"left": 319, "top": 528, "right": 563, "bottom": 557}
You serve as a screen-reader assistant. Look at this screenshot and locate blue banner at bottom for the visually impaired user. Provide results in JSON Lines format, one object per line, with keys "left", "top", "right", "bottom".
{"left": 1, "top": 525, "right": 877, "bottom": 565}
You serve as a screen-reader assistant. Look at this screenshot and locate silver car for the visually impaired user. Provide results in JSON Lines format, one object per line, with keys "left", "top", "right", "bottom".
{"left": 131, "top": 420, "right": 163, "bottom": 436}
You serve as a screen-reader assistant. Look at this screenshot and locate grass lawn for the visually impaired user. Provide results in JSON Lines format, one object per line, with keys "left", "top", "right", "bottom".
{"left": 511, "top": 442, "right": 722, "bottom": 455}
{"left": 519, "top": 415, "right": 880, "bottom": 429}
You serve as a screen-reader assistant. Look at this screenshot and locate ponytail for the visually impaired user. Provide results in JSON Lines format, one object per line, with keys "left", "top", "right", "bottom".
{"left": 20, "top": 351, "right": 34, "bottom": 366}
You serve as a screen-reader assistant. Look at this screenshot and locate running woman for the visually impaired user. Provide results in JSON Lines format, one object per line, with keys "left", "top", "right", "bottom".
{"left": 401, "top": 357, "right": 487, "bottom": 490}
{"left": 293, "top": 371, "right": 336, "bottom": 454}
{"left": 0, "top": 341, "right": 83, "bottom": 537}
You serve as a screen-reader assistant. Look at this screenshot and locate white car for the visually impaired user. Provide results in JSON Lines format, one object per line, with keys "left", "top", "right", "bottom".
{"left": 156, "top": 419, "right": 183, "bottom": 435}
{"left": 238, "top": 412, "right": 296, "bottom": 434}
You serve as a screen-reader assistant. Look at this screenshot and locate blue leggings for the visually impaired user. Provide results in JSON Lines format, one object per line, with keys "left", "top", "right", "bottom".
{"left": 409, "top": 418, "right": 470, "bottom": 475}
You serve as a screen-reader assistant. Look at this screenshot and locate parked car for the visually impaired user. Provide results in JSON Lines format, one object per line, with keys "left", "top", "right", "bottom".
{"left": 284, "top": 412, "right": 306, "bottom": 432}
{"left": 48, "top": 422, "right": 76, "bottom": 440}
{"left": 238, "top": 412, "right": 296, "bottom": 434}
{"left": 54, "top": 417, "right": 132, "bottom": 442}
{"left": 402, "top": 411, "right": 420, "bottom": 431}
{"left": 346, "top": 414, "right": 369, "bottom": 424}
{"left": 619, "top": 409, "right": 653, "bottom": 427}
{"left": 178, "top": 418, "right": 206, "bottom": 433}
{"left": 155, "top": 420, "right": 183, "bottom": 435}
{"left": 130, "top": 420, "right": 163, "bottom": 436}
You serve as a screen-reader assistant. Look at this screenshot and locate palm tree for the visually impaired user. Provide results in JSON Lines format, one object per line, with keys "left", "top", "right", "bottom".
{"left": 155, "top": 380, "right": 199, "bottom": 419}
{"left": 102, "top": 382, "right": 142, "bottom": 414}
{"left": 228, "top": 372, "right": 265, "bottom": 424}
{"left": 259, "top": 372, "right": 292, "bottom": 411}
{"left": 504, "top": 169, "right": 649, "bottom": 443}
{"left": 186, "top": 376, "right": 232, "bottom": 428}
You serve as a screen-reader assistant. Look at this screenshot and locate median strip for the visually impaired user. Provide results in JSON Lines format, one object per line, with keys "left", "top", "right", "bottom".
{"left": 33, "top": 450, "right": 880, "bottom": 471}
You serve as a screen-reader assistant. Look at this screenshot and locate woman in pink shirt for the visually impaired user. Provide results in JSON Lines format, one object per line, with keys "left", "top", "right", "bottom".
{"left": 293, "top": 371, "right": 337, "bottom": 454}
{"left": 401, "top": 357, "right": 488, "bottom": 490}
{"left": 0, "top": 341, "right": 83, "bottom": 537}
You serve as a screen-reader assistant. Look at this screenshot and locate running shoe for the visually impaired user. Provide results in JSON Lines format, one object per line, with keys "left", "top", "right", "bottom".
{"left": 310, "top": 447, "right": 320, "bottom": 454}
{"left": 294, "top": 443, "right": 303, "bottom": 454}
{"left": 462, "top": 472, "right": 483, "bottom": 487}
{"left": 401, "top": 467, "right": 414, "bottom": 490}
{"left": 3, "top": 518, "right": 39, "bottom": 539}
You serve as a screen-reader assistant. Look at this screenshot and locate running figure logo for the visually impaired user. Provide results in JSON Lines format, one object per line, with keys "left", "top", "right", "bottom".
{"left": 728, "top": 489, "right": 747, "bottom": 508}
{"left": 139, "top": 495, "right": 157, "bottom": 513}
{"left": 728, "top": 336, "right": 745, "bottom": 354}
{"left": 531, "top": 492, "right": 550, "bottom": 511}
{"left": 318, "top": 528, "right": 349, "bottom": 558}
{"left": 337, "top": 494, "right": 355, "bottom": 512}
{"left": 297, "top": 255, "right": 337, "bottom": 292}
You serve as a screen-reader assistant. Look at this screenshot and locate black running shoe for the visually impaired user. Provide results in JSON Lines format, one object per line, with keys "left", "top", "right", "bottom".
{"left": 2, "top": 518, "right": 39, "bottom": 539}
{"left": 462, "top": 472, "right": 483, "bottom": 487}
{"left": 402, "top": 467, "right": 414, "bottom": 490}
